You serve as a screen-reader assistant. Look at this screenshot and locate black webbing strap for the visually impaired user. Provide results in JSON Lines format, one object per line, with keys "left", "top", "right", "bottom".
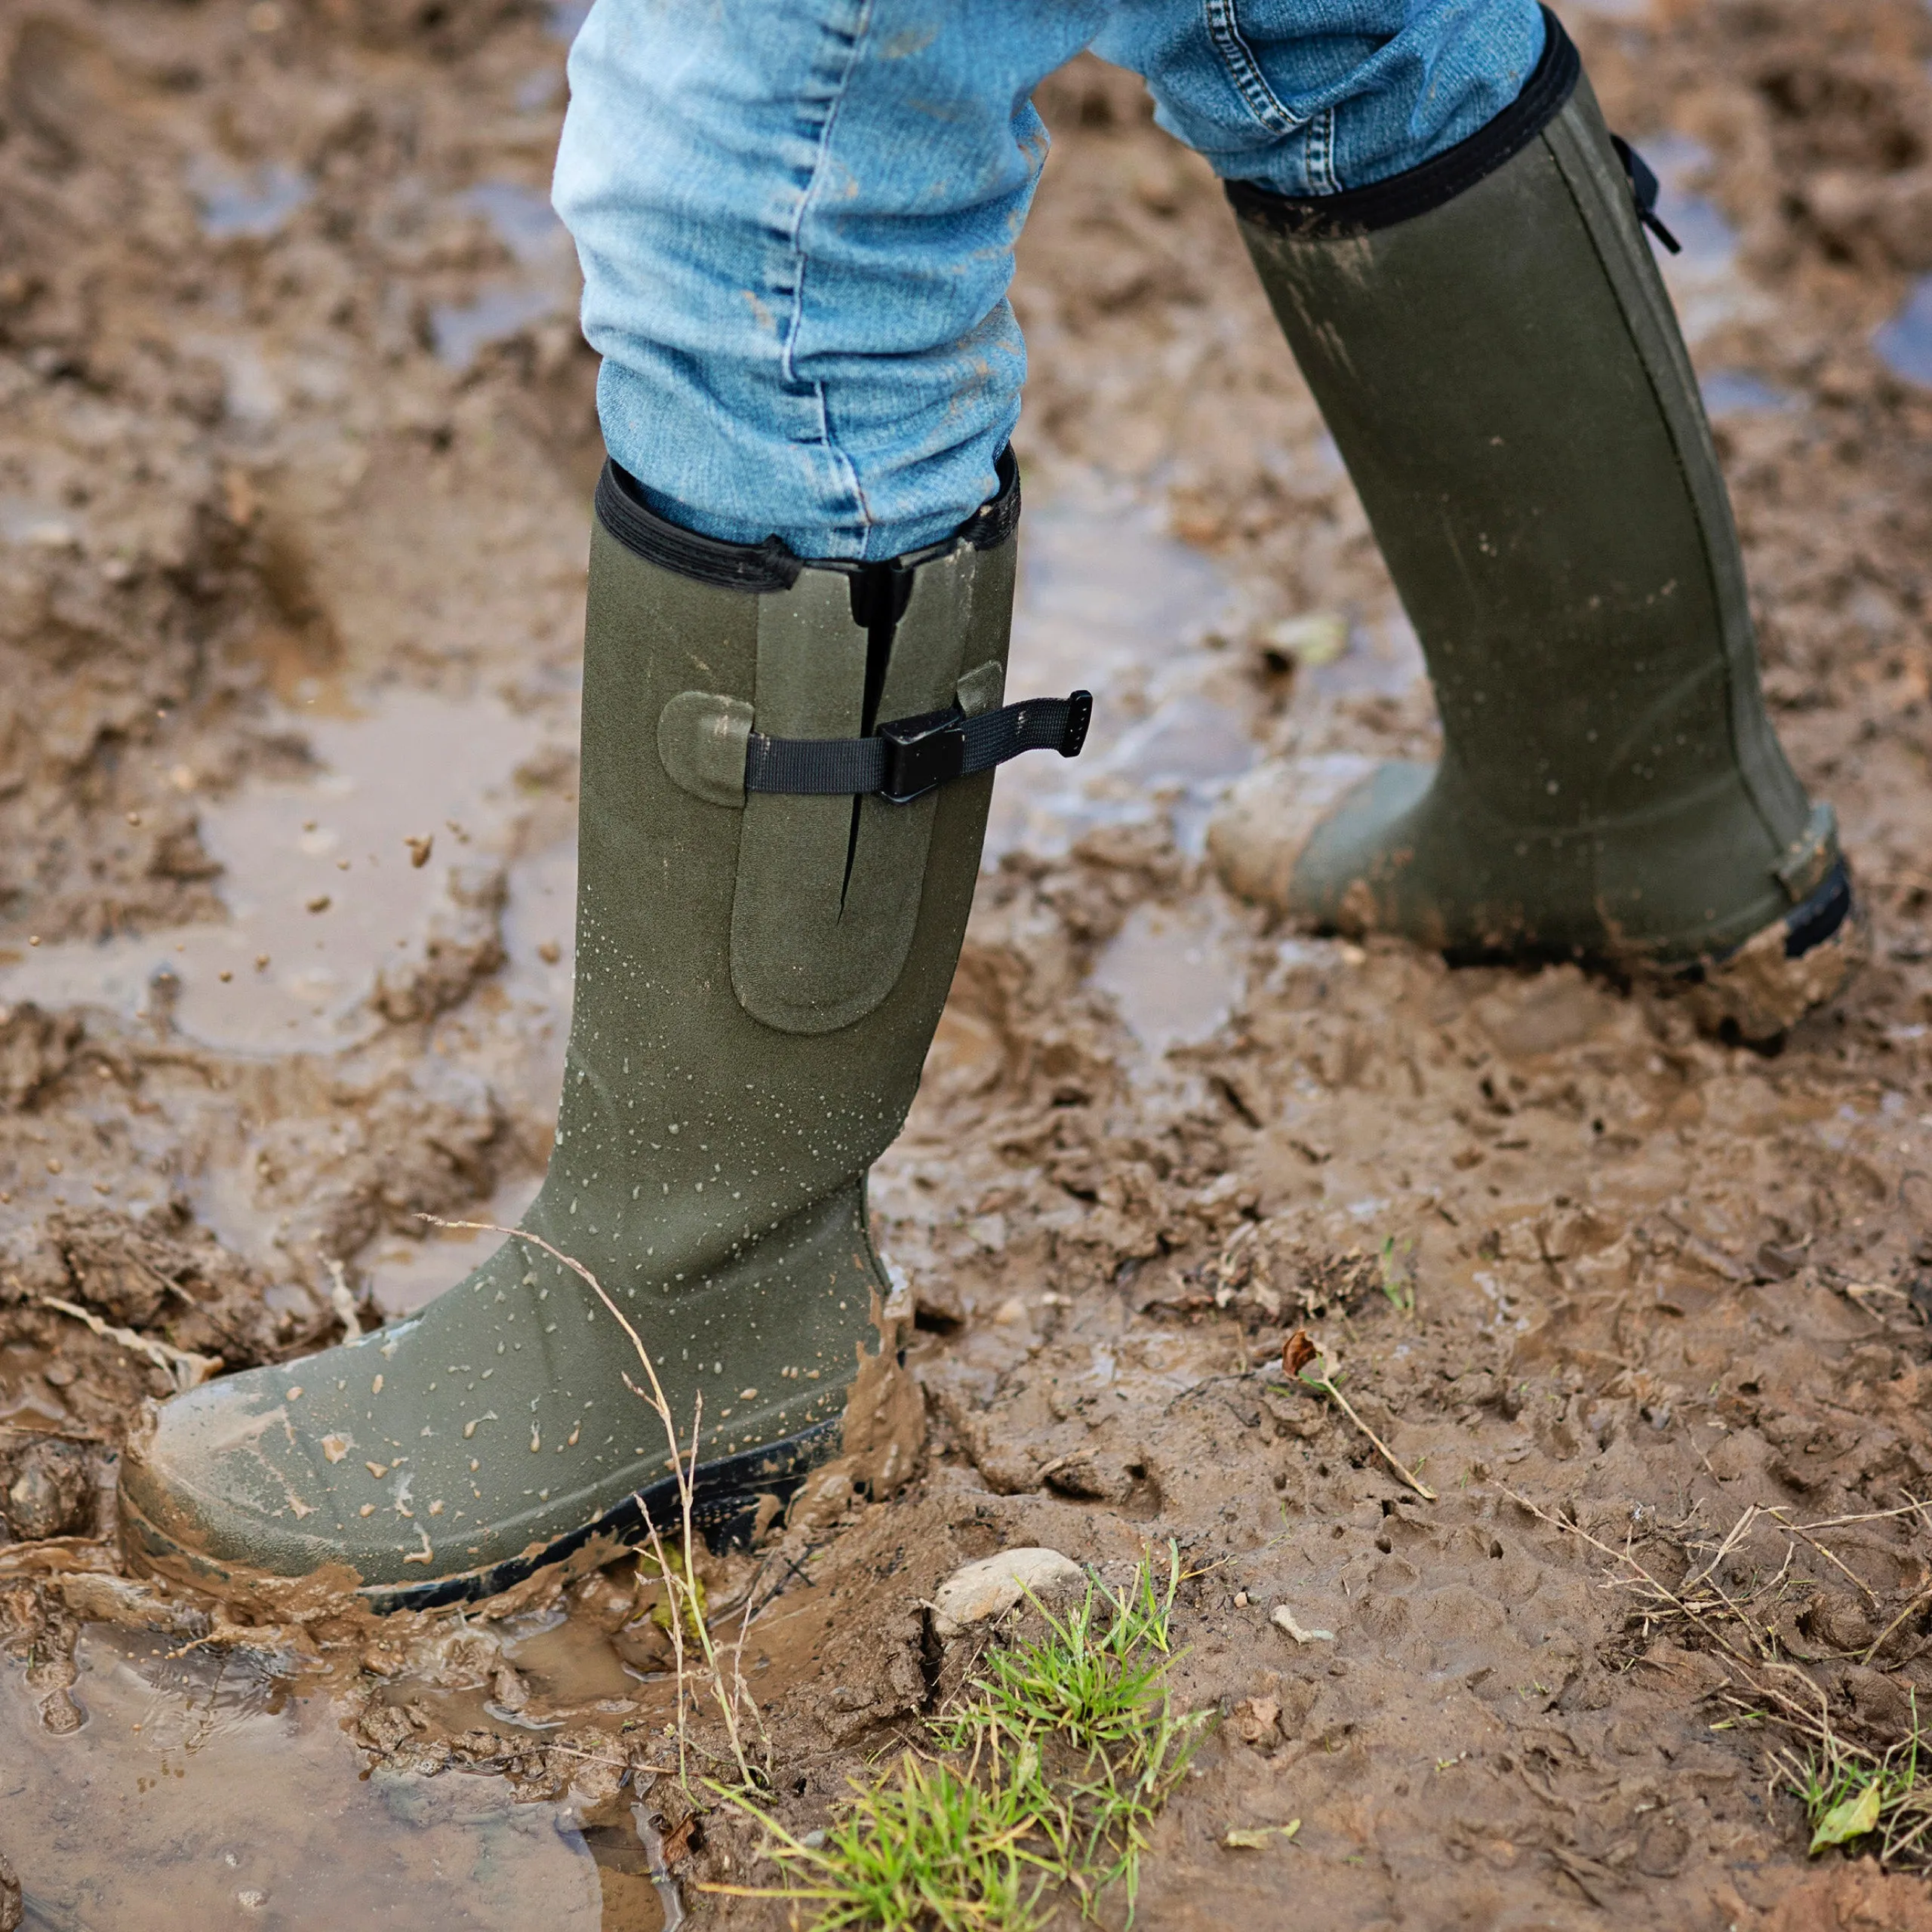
{"left": 744, "top": 691, "right": 1092, "bottom": 805}
{"left": 1610, "top": 135, "right": 1681, "bottom": 255}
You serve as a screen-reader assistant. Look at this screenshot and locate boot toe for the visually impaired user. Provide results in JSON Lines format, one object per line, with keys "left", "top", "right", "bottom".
{"left": 119, "top": 1367, "right": 361, "bottom": 1587}
{"left": 1208, "top": 753, "right": 1380, "bottom": 915}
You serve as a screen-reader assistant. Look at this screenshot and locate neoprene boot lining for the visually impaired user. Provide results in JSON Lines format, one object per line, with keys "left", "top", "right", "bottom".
{"left": 1207, "top": 7, "right": 1859, "bottom": 1039}
{"left": 119, "top": 455, "right": 1080, "bottom": 1612}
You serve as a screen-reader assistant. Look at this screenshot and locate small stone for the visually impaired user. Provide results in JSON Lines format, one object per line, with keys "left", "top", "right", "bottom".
{"left": 1271, "top": 1604, "right": 1335, "bottom": 1644}
{"left": 7, "top": 1440, "right": 92, "bottom": 1540}
{"left": 930, "top": 1547, "right": 1085, "bottom": 1641}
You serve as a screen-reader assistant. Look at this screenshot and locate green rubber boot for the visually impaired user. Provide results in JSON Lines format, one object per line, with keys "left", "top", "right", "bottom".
{"left": 1208, "top": 11, "right": 1860, "bottom": 1038}
{"left": 120, "top": 455, "right": 1077, "bottom": 1611}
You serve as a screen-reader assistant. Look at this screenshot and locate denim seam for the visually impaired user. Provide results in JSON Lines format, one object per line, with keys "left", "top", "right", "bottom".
{"left": 1202, "top": 0, "right": 1306, "bottom": 137}
{"left": 1306, "top": 105, "right": 1340, "bottom": 194}
{"left": 776, "top": 0, "right": 875, "bottom": 553}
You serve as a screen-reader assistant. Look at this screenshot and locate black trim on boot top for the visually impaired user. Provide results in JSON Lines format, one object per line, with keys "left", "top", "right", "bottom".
{"left": 1225, "top": 8, "right": 1580, "bottom": 239}
{"left": 595, "top": 447, "right": 1022, "bottom": 595}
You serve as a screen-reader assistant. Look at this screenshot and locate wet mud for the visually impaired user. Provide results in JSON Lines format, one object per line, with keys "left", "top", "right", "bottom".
{"left": 6, "top": 0, "right": 1932, "bottom": 1924}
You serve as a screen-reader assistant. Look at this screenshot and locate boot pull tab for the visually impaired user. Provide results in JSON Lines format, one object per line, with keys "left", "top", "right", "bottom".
{"left": 1610, "top": 134, "right": 1683, "bottom": 256}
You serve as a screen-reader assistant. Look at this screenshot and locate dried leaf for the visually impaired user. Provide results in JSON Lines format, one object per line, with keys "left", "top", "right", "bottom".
{"left": 1223, "top": 1820, "right": 1300, "bottom": 1850}
{"left": 1810, "top": 1779, "right": 1881, "bottom": 1855}
{"left": 660, "top": 1813, "right": 698, "bottom": 1864}
{"left": 1282, "top": 1329, "right": 1317, "bottom": 1378}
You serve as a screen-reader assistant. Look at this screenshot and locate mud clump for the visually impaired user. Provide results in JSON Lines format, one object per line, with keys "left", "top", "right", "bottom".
{"left": 2, "top": 1438, "right": 92, "bottom": 1541}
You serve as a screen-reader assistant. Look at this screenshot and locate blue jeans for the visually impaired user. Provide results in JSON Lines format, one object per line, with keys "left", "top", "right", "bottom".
{"left": 552, "top": 0, "right": 1545, "bottom": 562}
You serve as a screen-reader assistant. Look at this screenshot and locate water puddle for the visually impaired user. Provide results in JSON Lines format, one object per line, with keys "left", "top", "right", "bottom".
{"left": 460, "top": 182, "right": 571, "bottom": 265}
{"left": 1638, "top": 131, "right": 1767, "bottom": 346}
{"left": 1, "top": 1625, "right": 610, "bottom": 1931}
{"left": 1700, "top": 368, "right": 1798, "bottom": 418}
{"left": 992, "top": 472, "right": 1257, "bottom": 860}
{"left": 1088, "top": 897, "right": 1247, "bottom": 1059}
{"left": 0, "top": 692, "right": 561, "bottom": 1058}
{"left": 1874, "top": 275, "right": 1932, "bottom": 388}
{"left": 1297, "top": 612, "right": 1426, "bottom": 702}
{"left": 432, "top": 181, "right": 577, "bottom": 370}
{"left": 186, "top": 155, "right": 312, "bottom": 241}
{"left": 0, "top": 681, "right": 578, "bottom": 1312}
{"left": 432, "top": 285, "right": 563, "bottom": 372}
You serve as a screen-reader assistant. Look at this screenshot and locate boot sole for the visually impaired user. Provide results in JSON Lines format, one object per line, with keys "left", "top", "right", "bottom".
{"left": 121, "top": 1416, "right": 842, "bottom": 1616}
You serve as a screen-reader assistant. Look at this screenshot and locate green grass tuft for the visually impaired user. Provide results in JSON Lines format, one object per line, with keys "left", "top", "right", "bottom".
{"left": 715, "top": 1543, "right": 1208, "bottom": 1928}
{"left": 1778, "top": 1694, "right": 1932, "bottom": 1866}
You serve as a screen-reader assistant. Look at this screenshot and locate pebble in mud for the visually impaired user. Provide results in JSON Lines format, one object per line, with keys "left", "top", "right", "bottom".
{"left": 928, "top": 1547, "right": 1085, "bottom": 1641}
{"left": 5, "top": 1440, "right": 93, "bottom": 1541}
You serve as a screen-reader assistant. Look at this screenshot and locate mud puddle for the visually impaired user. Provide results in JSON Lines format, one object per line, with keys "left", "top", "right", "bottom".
{"left": 0, "top": 1623, "right": 612, "bottom": 1931}
{"left": 1875, "top": 275, "right": 1932, "bottom": 386}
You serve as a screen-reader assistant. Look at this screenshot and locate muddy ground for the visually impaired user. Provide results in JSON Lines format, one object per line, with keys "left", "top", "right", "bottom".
{"left": 5, "top": 0, "right": 1932, "bottom": 1925}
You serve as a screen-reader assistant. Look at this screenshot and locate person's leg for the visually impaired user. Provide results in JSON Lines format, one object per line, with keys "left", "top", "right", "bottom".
{"left": 119, "top": 2, "right": 1102, "bottom": 1605}
{"left": 1099, "top": 0, "right": 1543, "bottom": 197}
{"left": 1101, "top": 2, "right": 1856, "bottom": 1038}
{"left": 552, "top": 0, "right": 1104, "bottom": 562}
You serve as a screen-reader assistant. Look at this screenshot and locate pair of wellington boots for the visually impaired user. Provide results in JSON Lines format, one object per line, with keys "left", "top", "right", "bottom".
{"left": 122, "top": 14, "right": 1859, "bottom": 1609}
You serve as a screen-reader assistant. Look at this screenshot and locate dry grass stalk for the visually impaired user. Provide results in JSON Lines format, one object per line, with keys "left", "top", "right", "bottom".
{"left": 1502, "top": 1487, "right": 1932, "bottom": 1866}
{"left": 428, "top": 1216, "right": 767, "bottom": 1795}
{"left": 1282, "top": 1328, "right": 1435, "bottom": 1502}
{"left": 36, "top": 1294, "right": 219, "bottom": 1390}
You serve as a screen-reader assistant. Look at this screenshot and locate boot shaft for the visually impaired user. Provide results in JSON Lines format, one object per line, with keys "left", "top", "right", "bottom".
{"left": 1226, "top": 12, "right": 1839, "bottom": 960}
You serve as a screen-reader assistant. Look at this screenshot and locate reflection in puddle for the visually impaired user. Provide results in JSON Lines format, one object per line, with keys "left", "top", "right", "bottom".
{"left": 462, "top": 181, "right": 571, "bottom": 263}
{"left": 0, "top": 692, "right": 561, "bottom": 1057}
{"left": 993, "top": 475, "right": 1254, "bottom": 860}
{"left": 186, "top": 155, "right": 312, "bottom": 240}
{"left": 1875, "top": 275, "right": 1932, "bottom": 388}
{"left": 1700, "top": 368, "right": 1798, "bottom": 418}
{"left": 432, "top": 285, "right": 561, "bottom": 371}
{"left": 1638, "top": 131, "right": 1762, "bottom": 345}
{"left": 1090, "top": 899, "right": 1247, "bottom": 1059}
{"left": 0, "top": 1626, "right": 605, "bottom": 1931}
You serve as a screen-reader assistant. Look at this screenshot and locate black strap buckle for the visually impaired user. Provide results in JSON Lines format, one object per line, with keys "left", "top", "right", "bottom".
{"left": 743, "top": 688, "right": 1093, "bottom": 804}
{"left": 878, "top": 706, "right": 968, "bottom": 804}
{"left": 1611, "top": 134, "right": 1682, "bottom": 256}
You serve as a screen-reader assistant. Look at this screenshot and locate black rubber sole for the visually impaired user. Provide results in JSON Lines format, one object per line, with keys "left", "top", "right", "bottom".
{"left": 291, "top": 1420, "right": 847, "bottom": 1614}
{"left": 132, "top": 1422, "right": 842, "bottom": 1615}
{"left": 1778, "top": 858, "right": 1854, "bottom": 960}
